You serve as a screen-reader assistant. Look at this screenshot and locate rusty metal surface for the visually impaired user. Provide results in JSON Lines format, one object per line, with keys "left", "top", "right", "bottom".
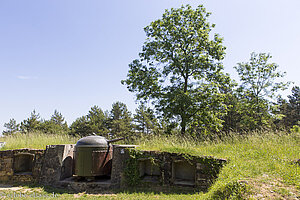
{"left": 91, "top": 148, "right": 113, "bottom": 176}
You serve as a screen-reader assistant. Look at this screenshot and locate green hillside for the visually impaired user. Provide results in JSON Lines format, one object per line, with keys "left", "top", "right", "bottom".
{"left": 0, "top": 131, "right": 299, "bottom": 199}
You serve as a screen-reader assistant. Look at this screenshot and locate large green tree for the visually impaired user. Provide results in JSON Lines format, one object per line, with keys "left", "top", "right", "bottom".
{"left": 234, "top": 52, "right": 290, "bottom": 130}
{"left": 122, "top": 5, "right": 229, "bottom": 135}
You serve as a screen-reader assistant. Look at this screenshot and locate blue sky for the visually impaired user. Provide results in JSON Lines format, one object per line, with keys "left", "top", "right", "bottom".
{"left": 0, "top": 0, "right": 299, "bottom": 132}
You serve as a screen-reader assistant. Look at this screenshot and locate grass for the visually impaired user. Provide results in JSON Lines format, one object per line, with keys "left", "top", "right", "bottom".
{"left": 0, "top": 131, "right": 299, "bottom": 199}
{"left": 134, "top": 131, "right": 300, "bottom": 199}
{"left": 0, "top": 131, "right": 79, "bottom": 150}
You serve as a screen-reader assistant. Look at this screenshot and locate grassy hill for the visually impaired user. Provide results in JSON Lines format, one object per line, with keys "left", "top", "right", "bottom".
{"left": 0, "top": 131, "right": 299, "bottom": 199}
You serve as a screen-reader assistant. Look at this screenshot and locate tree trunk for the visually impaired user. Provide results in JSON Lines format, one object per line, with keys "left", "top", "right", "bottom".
{"left": 256, "top": 96, "right": 262, "bottom": 127}
{"left": 184, "top": 76, "right": 188, "bottom": 93}
{"left": 181, "top": 118, "right": 186, "bottom": 135}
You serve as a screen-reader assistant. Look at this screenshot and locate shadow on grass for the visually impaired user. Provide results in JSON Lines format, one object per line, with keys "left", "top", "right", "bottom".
{"left": 2, "top": 182, "right": 205, "bottom": 196}
{"left": 113, "top": 185, "right": 206, "bottom": 195}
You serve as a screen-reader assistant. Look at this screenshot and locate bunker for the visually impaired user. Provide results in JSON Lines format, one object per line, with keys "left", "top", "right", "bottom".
{"left": 0, "top": 137, "right": 226, "bottom": 192}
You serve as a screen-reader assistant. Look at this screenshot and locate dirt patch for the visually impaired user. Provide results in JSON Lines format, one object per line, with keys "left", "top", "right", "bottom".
{"left": 73, "top": 192, "right": 117, "bottom": 198}
{"left": 0, "top": 184, "right": 43, "bottom": 193}
{"left": 0, "top": 184, "right": 23, "bottom": 191}
{"left": 246, "top": 177, "right": 299, "bottom": 200}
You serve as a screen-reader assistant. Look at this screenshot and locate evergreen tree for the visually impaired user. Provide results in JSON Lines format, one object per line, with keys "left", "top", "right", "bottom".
{"left": 288, "top": 86, "right": 300, "bottom": 126}
{"left": 87, "top": 106, "right": 109, "bottom": 136}
{"left": 50, "top": 110, "right": 66, "bottom": 125}
{"left": 40, "top": 110, "right": 68, "bottom": 134}
{"left": 275, "top": 86, "right": 300, "bottom": 129}
{"left": 69, "top": 106, "right": 109, "bottom": 137}
{"left": 69, "top": 116, "right": 90, "bottom": 136}
{"left": 134, "top": 104, "right": 159, "bottom": 134}
{"left": 20, "top": 110, "right": 41, "bottom": 133}
{"left": 109, "top": 102, "right": 133, "bottom": 139}
{"left": 3, "top": 118, "right": 20, "bottom": 135}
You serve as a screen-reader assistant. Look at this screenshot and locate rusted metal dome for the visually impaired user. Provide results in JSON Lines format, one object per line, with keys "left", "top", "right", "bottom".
{"left": 75, "top": 136, "right": 109, "bottom": 147}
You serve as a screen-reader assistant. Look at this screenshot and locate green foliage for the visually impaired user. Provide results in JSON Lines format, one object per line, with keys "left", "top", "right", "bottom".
{"left": 235, "top": 52, "right": 288, "bottom": 99}
{"left": 87, "top": 105, "right": 109, "bottom": 135}
{"left": 109, "top": 102, "right": 134, "bottom": 139}
{"left": 133, "top": 104, "right": 159, "bottom": 134}
{"left": 290, "top": 125, "right": 300, "bottom": 133}
{"left": 275, "top": 86, "right": 300, "bottom": 129}
{"left": 6, "top": 110, "right": 70, "bottom": 135}
{"left": 20, "top": 110, "right": 42, "bottom": 133}
{"left": 3, "top": 118, "right": 20, "bottom": 135}
{"left": 69, "top": 103, "right": 135, "bottom": 139}
{"left": 221, "top": 88, "right": 242, "bottom": 132}
{"left": 234, "top": 52, "right": 290, "bottom": 130}
{"left": 69, "top": 116, "right": 90, "bottom": 136}
{"left": 50, "top": 110, "right": 66, "bottom": 125}
{"left": 70, "top": 105, "right": 109, "bottom": 137}
{"left": 124, "top": 149, "right": 144, "bottom": 187}
{"left": 40, "top": 110, "right": 68, "bottom": 134}
{"left": 122, "top": 4, "right": 231, "bottom": 135}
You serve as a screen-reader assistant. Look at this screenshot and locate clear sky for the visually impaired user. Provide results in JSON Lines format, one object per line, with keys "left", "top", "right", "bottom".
{"left": 0, "top": 0, "right": 299, "bottom": 133}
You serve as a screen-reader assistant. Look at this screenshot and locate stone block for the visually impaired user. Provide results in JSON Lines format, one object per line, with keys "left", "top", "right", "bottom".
{"left": 3, "top": 158, "right": 13, "bottom": 164}
{"left": 0, "top": 171, "right": 7, "bottom": 176}
{"left": 0, "top": 176, "right": 9, "bottom": 182}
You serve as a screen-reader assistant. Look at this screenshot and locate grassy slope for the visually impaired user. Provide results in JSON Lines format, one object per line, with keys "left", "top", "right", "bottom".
{"left": 0, "top": 132, "right": 79, "bottom": 150}
{"left": 0, "top": 131, "right": 299, "bottom": 199}
{"left": 135, "top": 132, "right": 300, "bottom": 199}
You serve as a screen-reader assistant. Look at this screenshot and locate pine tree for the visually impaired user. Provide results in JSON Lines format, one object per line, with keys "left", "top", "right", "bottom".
{"left": 134, "top": 104, "right": 158, "bottom": 134}
{"left": 109, "top": 102, "right": 133, "bottom": 139}
{"left": 3, "top": 118, "right": 20, "bottom": 135}
{"left": 69, "top": 106, "right": 109, "bottom": 137}
{"left": 40, "top": 110, "right": 68, "bottom": 134}
{"left": 87, "top": 106, "right": 109, "bottom": 136}
{"left": 20, "top": 110, "right": 41, "bottom": 133}
{"left": 276, "top": 86, "right": 300, "bottom": 129}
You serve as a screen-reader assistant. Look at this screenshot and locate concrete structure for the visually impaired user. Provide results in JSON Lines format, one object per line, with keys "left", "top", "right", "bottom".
{"left": 0, "top": 144, "right": 226, "bottom": 192}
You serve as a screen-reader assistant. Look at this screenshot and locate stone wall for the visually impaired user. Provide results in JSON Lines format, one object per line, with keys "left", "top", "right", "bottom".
{"left": 39, "top": 144, "right": 75, "bottom": 184}
{"left": 0, "top": 145, "right": 74, "bottom": 185}
{"left": 0, "top": 144, "right": 226, "bottom": 192}
{"left": 0, "top": 149, "right": 45, "bottom": 183}
{"left": 112, "top": 147, "right": 227, "bottom": 191}
{"left": 111, "top": 145, "right": 137, "bottom": 188}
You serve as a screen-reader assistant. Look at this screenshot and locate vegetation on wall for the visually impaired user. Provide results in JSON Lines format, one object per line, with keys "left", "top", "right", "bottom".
{"left": 124, "top": 149, "right": 150, "bottom": 187}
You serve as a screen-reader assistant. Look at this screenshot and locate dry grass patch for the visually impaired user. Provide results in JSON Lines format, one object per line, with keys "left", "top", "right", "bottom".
{"left": 247, "top": 177, "right": 299, "bottom": 200}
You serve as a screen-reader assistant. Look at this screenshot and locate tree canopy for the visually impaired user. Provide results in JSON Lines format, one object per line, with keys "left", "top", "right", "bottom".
{"left": 122, "top": 5, "right": 230, "bottom": 135}
{"left": 234, "top": 52, "right": 290, "bottom": 130}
